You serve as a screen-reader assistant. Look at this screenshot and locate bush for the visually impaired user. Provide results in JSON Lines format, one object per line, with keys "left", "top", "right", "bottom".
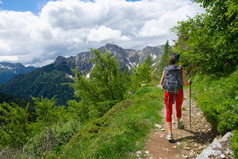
{"left": 193, "top": 70, "right": 238, "bottom": 158}
{"left": 23, "top": 120, "right": 81, "bottom": 158}
{"left": 193, "top": 70, "right": 238, "bottom": 134}
{"left": 231, "top": 130, "right": 238, "bottom": 158}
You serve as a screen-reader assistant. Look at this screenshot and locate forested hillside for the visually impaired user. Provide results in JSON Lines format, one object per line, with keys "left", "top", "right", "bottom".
{"left": 0, "top": 64, "right": 76, "bottom": 105}
{"left": 0, "top": 92, "right": 34, "bottom": 110}
{"left": 0, "top": 0, "right": 237, "bottom": 158}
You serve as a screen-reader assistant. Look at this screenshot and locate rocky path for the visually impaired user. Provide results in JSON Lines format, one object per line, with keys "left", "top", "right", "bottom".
{"left": 140, "top": 88, "right": 218, "bottom": 159}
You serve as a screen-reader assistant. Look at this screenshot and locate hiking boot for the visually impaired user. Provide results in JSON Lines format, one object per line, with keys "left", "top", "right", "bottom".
{"left": 166, "top": 133, "right": 173, "bottom": 141}
{"left": 177, "top": 120, "right": 184, "bottom": 129}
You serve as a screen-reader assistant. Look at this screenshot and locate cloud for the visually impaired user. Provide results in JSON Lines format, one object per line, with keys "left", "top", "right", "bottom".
{"left": 0, "top": 0, "right": 205, "bottom": 67}
{"left": 87, "top": 26, "right": 130, "bottom": 42}
{"left": 0, "top": 1, "right": 2, "bottom": 4}
{"left": 0, "top": 56, "right": 18, "bottom": 62}
{"left": 0, "top": 39, "right": 11, "bottom": 52}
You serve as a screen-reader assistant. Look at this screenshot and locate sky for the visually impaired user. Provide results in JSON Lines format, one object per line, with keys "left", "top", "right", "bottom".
{"left": 0, "top": 0, "right": 205, "bottom": 67}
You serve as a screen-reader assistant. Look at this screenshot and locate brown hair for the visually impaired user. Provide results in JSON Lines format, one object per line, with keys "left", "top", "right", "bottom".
{"left": 169, "top": 53, "right": 180, "bottom": 65}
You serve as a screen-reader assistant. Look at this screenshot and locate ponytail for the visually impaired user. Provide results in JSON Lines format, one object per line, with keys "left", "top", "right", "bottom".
{"left": 168, "top": 53, "right": 180, "bottom": 65}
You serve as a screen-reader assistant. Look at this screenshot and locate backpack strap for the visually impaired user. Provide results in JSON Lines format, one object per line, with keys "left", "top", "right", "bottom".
{"left": 161, "top": 66, "right": 168, "bottom": 93}
{"left": 178, "top": 65, "right": 183, "bottom": 92}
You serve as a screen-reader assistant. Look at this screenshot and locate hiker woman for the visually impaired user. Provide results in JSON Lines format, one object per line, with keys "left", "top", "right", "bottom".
{"left": 160, "top": 53, "right": 191, "bottom": 141}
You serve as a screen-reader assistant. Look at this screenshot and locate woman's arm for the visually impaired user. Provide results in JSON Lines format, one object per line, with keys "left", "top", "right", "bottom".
{"left": 182, "top": 68, "right": 190, "bottom": 86}
{"left": 160, "top": 70, "right": 165, "bottom": 85}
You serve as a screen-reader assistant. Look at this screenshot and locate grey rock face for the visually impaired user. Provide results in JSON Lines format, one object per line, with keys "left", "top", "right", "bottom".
{"left": 53, "top": 43, "right": 165, "bottom": 74}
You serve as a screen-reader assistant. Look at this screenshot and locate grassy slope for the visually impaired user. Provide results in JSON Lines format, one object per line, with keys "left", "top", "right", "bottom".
{"left": 54, "top": 85, "right": 163, "bottom": 159}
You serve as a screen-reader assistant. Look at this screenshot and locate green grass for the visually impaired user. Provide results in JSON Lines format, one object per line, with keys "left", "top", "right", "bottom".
{"left": 59, "top": 86, "right": 163, "bottom": 159}
{"left": 182, "top": 138, "right": 188, "bottom": 142}
{"left": 177, "top": 144, "right": 184, "bottom": 150}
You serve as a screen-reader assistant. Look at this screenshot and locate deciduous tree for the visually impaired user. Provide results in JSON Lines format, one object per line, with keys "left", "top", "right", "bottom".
{"left": 172, "top": 0, "right": 238, "bottom": 75}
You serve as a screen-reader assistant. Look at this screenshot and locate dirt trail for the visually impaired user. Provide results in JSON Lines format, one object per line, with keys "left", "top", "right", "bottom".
{"left": 142, "top": 88, "right": 218, "bottom": 159}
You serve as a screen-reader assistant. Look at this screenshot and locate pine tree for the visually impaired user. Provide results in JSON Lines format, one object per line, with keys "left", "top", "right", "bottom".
{"left": 158, "top": 40, "right": 170, "bottom": 78}
{"left": 130, "top": 57, "right": 152, "bottom": 91}
{"left": 145, "top": 55, "right": 153, "bottom": 68}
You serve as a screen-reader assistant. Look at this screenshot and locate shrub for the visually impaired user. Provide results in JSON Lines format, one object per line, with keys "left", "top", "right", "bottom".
{"left": 194, "top": 70, "right": 238, "bottom": 134}
{"left": 231, "top": 130, "right": 238, "bottom": 158}
{"left": 193, "top": 69, "right": 238, "bottom": 158}
{"left": 23, "top": 120, "right": 81, "bottom": 158}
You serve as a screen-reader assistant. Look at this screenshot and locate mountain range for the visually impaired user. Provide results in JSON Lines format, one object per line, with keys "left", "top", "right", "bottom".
{"left": 54, "top": 43, "right": 165, "bottom": 75}
{"left": 0, "top": 43, "right": 165, "bottom": 105}
{"left": 0, "top": 62, "right": 36, "bottom": 84}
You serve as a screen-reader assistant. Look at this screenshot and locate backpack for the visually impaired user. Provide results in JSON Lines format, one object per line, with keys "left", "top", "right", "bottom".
{"left": 162, "top": 65, "right": 183, "bottom": 95}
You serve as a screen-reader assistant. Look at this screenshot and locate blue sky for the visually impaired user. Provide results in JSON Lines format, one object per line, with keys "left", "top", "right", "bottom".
{"left": 0, "top": 0, "right": 139, "bottom": 13}
{"left": 0, "top": 0, "right": 51, "bottom": 13}
{"left": 0, "top": 0, "right": 205, "bottom": 67}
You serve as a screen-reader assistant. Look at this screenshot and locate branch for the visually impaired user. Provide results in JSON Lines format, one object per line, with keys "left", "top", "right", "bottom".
{"left": 0, "top": 122, "right": 23, "bottom": 147}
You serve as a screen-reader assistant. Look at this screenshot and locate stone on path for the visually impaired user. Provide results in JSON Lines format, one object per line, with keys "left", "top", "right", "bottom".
{"left": 154, "top": 124, "right": 162, "bottom": 129}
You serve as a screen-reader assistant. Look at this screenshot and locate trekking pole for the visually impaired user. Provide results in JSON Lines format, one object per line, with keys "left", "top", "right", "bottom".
{"left": 189, "top": 78, "right": 192, "bottom": 129}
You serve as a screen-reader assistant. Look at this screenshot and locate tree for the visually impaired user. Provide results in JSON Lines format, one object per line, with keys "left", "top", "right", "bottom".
{"left": 32, "top": 96, "right": 68, "bottom": 127}
{"left": 72, "top": 49, "right": 130, "bottom": 117}
{"left": 171, "top": 0, "right": 238, "bottom": 75}
{"left": 0, "top": 103, "right": 32, "bottom": 148}
{"left": 133, "top": 63, "right": 151, "bottom": 83}
{"left": 145, "top": 55, "right": 153, "bottom": 68}
{"left": 130, "top": 59, "right": 152, "bottom": 91}
{"left": 158, "top": 40, "right": 170, "bottom": 78}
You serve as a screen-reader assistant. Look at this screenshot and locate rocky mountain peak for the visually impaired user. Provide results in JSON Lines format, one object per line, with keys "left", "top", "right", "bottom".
{"left": 99, "top": 43, "right": 125, "bottom": 56}
{"left": 53, "top": 43, "right": 166, "bottom": 74}
{"left": 104, "top": 43, "right": 121, "bottom": 49}
{"left": 54, "top": 56, "right": 67, "bottom": 67}
{"left": 142, "top": 46, "right": 162, "bottom": 54}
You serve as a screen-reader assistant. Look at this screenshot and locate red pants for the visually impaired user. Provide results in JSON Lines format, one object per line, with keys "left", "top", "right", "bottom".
{"left": 164, "top": 89, "right": 183, "bottom": 122}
